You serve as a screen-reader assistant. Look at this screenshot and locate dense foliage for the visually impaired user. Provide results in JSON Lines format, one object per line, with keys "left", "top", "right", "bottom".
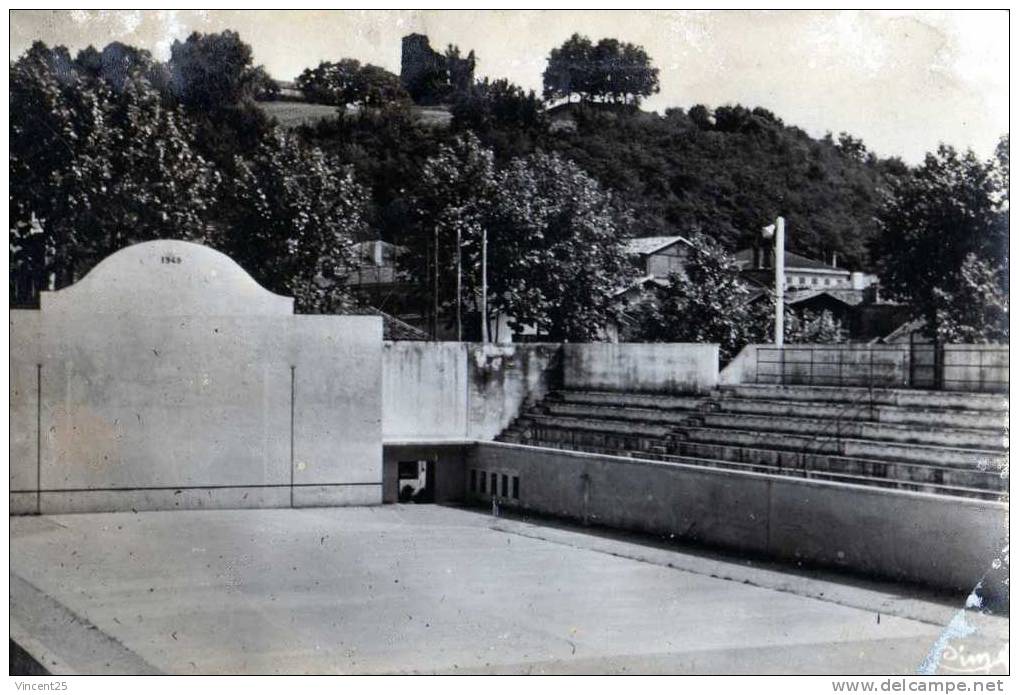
{"left": 10, "top": 36, "right": 366, "bottom": 312}
{"left": 872, "top": 138, "right": 1009, "bottom": 342}
{"left": 623, "top": 237, "right": 849, "bottom": 359}
{"left": 531, "top": 104, "right": 903, "bottom": 268}
{"left": 9, "top": 29, "right": 1008, "bottom": 345}
{"left": 10, "top": 41, "right": 219, "bottom": 302}
{"left": 543, "top": 33, "right": 660, "bottom": 105}
{"left": 212, "top": 128, "right": 370, "bottom": 313}
{"left": 296, "top": 60, "right": 407, "bottom": 109}
{"left": 406, "top": 135, "right": 629, "bottom": 341}
{"left": 622, "top": 237, "right": 768, "bottom": 360}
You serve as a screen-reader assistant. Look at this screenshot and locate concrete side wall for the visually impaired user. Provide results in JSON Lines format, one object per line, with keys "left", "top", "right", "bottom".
{"left": 719, "top": 344, "right": 759, "bottom": 385}
{"left": 383, "top": 342, "right": 469, "bottom": 441}
{"left": 467, "top": 442, "right": 1007, "bottom": 595}
{"left": 11, "top": 311, "right": 383, "bottom": 513}
{"left": 943, "top": 345, "right": 1008, "bottom": 393}
{"left": 382, "top": 342, "right": 561, "bottom": 442}
{"left": 724, "top": 343, "right": 1008, "bottom": 393}
{"left": 465, "top": 344, "right": 561, "bottom": 440}
{"left": 755, "top": 344, "right": 910, "bottom": 387}
{"left": 562, "top": 343, "right": 718, "bottom": 394}
{"left": 10, "top": 311, "right": 41, "bottom": 513}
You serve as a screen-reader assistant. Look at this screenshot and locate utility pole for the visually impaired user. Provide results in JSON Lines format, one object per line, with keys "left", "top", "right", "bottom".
{"left": 480, "top": 228, "right": 489, "bottom": 343}
{"left": 762, "top": 216, "right": 785, "bottom": 346}
{"left": 432, "top": 227, "right": 439, "bottom": 340}
{"left": 455, "top": 225, "right": 462, "bottom": 342}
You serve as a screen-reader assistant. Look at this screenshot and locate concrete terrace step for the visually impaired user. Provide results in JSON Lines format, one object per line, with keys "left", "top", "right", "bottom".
{"left": 520, "top": 414, "right": 673, "bottom": 439}
{"left": 688, "top": 412, "right": 1007, "bottom": 450}
{"left": 673, "top": 426, "right": 1007, "bottom": 469}
{"left": 669, "top": 441, "right": 1007, "bottom": 491}
{"left": 551, "top": 389, "right": 707, "bottom": 411}
{"left": 542, "top": 402, "right": 702, "bottom": 426}
{"left": 710, "top": 397, "right": 1007, "bottom": 431}
{"left": 511, "top": 439, "right": 1003, "bottom": 501}
{"left": 721, "top": 384, "right": 1009, "bottom": 412}
{"left": 640, "top": 451, "right": 1004, "bottom": 502}
{"left": 536, "top": 401, "right": 1005, "bottom": 450}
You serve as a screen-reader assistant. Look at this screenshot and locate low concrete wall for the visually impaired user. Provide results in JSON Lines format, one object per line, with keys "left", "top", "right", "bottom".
{"left": 11, "top": 241, "right": 384, "bottom": 514}
{"left": 382, "top": 342, "right": 561, "bottom": 442}
{"left": 467, "top": 442, "right": 1007, "bottom": 596}
{"left": 943, "top": 345, "right": 1009, "bottom": 393}
{"left": 723, "top": 343, "right": 1008, "bottom": 393}
{"left": 719, "top": 344, "right": 759, "bottom": 385}
{"left": 562, "top": 343, "right": 718, "bottom": 394}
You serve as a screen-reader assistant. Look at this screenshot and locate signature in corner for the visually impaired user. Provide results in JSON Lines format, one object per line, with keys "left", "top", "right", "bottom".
{"left": 939, "top": 644, "right": 1009, "bottom": 673}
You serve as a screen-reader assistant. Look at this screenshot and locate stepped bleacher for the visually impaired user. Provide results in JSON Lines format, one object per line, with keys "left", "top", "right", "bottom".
{"left": 497, "top": 385, "right": 1009, "bottom": 500}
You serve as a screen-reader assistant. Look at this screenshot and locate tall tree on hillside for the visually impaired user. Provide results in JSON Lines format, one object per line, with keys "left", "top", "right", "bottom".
{"left": 168, "top": 30, "right": 267, "bottom": 110}
{"left": 406, "top": 133, "right": 498, "bottom": 336}
{"left": 10, "top": 42, "right": 219, "bottom": 304}
{"left": 543, "top": 33, "right": 594, "bottom": 104}
{"left": 623, "top": 237, "right": 769, "bottom": 360}
{"left": 451, "top": 77, "right": 546, "bottom": 151}
{"left": 213, "top": 128, "right": 370, "bottom": 313}
{"left": 543, "top": 33, "right": 659, "bottom": 105}
{"left": 872, "top": 138, "right": 1009, "bottom": 342}
{"left": 298, "top": 60, "right": 407, "bottom": 109}
{"left": 486, "top": 152, "right": 630, "bottom": 341}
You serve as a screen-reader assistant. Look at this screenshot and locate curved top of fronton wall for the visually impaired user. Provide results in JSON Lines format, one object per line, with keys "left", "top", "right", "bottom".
{"left": 39, "top": 240, "right": 294, "bottom": 316}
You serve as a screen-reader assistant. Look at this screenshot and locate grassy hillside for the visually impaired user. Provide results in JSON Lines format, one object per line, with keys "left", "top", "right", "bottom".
{"left": 258, "top": 100, "right": 452, "bottom": 129}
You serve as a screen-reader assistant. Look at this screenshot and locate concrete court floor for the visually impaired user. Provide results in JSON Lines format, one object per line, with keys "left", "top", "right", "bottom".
{"left": 9, "top": 504, "right": 1008, "bottom": 675}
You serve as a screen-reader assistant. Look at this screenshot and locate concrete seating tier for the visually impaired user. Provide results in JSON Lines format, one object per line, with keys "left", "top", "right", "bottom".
{"left": 496, "top": 387, "right": 1008, "bottom": 500}
{"left": 721, "top": 384, "right": 1008, "bottom": 411}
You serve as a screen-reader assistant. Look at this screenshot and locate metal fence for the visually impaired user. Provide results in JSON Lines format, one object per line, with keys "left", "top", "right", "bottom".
{"left": 754, "top": 343, "right": 1008, "bottom": 393}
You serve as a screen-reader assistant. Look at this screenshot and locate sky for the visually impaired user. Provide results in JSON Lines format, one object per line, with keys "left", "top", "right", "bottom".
{"left": 10, "top": 9, "right": 1009, "bottom": 164}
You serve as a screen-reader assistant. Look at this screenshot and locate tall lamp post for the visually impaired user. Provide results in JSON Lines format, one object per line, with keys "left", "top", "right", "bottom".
{"left": 761, "top": 216, "right": 785, "bottom": 346}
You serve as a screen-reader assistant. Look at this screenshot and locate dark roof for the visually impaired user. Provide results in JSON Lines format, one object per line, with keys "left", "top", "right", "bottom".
{"left": 625, "top": 236, "right": 693, "bottom": 256}
{"left": 734, "top": 248, "right": 841, "bottom": 271}
{"left": 786, "top": 289, "right": 864, "bottom": 307}
{"left": 343, "top": 305, "right": 430, "bottom": 341}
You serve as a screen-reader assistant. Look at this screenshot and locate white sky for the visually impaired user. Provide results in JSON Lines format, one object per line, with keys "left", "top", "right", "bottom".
{"left": 10, "top": 9, "right": 1009, "bottom": 164}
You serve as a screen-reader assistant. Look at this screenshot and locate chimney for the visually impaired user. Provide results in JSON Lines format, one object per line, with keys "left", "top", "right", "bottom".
{"left": 831, "top": 251, "right": 838, "bottom": 268}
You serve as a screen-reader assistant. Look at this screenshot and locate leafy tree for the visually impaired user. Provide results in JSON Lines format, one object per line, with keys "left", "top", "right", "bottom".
{"left": 688, "top": 104, "right": 713, "bottom": 130}
{"left": 405, "top": 133, "right": 498, "bottom": 336}
{"left": 536, "top": 101, "right": 891, "bottom": 265}
{"left": 623, "top": 237, "right": 767, "bottom": 359}
{"left": 168, "top": 30, "right": 267, "bottom": 111}
{"left": 296, "top": 59, "right": 362, "bottom": 105}
{"left": 872, "top": 140, "right": 1009, "bottom": 342}
{"left": 212, "top": 128, "right": 369, "bottom": 313}
{"left": 451, "top": 78, "right": 546, "bottom": 140}
{"left": 543, "top": 33, "right": 594, "bottom": 104}
{"left": 353, "top": 64, "right": 408, "bottom": 108}
{"left": 10, "top": 43, "right": 219, "bottom": 304}
{"left": 299, "top": 96, "right": 446, "bottom": 245}
{"left": 930, "top": 253, "right": 1009, "bottom": 343}
{"left": 836, "top": 132, "right": 868, "bottom": 162}
{"left": 486, "top": 152, "right": 630, "bottom": 341}
{"left": 785, "top": 309, "right": 847, "bottom": 344}
{"left": 543, "top": 34, "right": 659, "bottom": 105}
{"left": 72, "top": 41, "right": 171, "bottom": 94}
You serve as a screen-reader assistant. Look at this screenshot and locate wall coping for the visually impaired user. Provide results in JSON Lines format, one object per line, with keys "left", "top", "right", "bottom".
{"left": 473, "top": 440, "right": 1008, "bottom": 511}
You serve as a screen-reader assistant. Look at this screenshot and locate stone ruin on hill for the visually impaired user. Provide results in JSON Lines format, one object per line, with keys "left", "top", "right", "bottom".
{"left": 400, "top": 33, "right": 475, "bottom": 105}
